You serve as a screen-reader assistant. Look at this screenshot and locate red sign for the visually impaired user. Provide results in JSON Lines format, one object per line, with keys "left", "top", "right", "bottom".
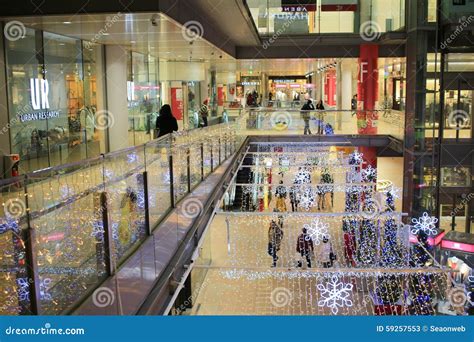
{"left": 441, "top": 239, "right": 474, "bottom": 253}
{"left": 171, "top": 87, "right": 183, "bottom": 120}
{"left": 321, "top": 4, "right": 357, "bottom": 11}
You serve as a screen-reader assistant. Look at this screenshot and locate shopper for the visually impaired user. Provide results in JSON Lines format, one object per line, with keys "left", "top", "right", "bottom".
{"left": 289, "top": 182, "right": 299, "bottom": 212}
{"left": 156, "top": 104, "right": 178, "bottom": 137}
{"left": 351, "top": 94, "right": 357, "bottom": 116}
{"left": 275, "top": 180, "right": 287, "bottom": 212}
{"left": 315, "top": 100, "right": 325, "bottom": 135}
{"left": 296, "top": 228, "right": 314, "bottom": 268}
{"left": 319, "top": 236, "right": 335, "bottom": 268}
{"left": 199, "top": 99, "right": 209, "bottom": 127}
{"left": 268, "top": 220, "right": 284, "bottom": 267}
{"left": 301, "top": 98, "right": 315, "bottom": 135}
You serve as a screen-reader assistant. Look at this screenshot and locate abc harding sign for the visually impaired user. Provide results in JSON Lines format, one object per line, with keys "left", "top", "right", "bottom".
{"left": 19, "top": 78, "right": 61, "bottom": 123}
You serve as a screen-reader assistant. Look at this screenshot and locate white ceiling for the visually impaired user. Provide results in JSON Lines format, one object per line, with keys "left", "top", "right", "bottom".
{"left": 1, "top": 12, "right": 235, "bottom": 62}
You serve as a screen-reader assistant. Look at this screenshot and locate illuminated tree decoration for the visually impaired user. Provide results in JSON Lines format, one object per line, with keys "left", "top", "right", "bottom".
{"left": 410, "top": 212, "right": 439, "bottom": 236}
{"left": 348, "top": 151, "right": 363, "bottom": 165}
{"left": 317, "top": 275, "right": 354, "bottom": 314}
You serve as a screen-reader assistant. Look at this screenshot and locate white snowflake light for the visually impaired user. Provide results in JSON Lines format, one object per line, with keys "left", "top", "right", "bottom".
{"left": 317, "top": 275, "right": 354, "bottom": 314}
{"left": 298, "top": 188, "right": 315, "bottom": 211}
{"left": 303, "top": 218, "right": 330, "bottom": 245}
{"left": 294, "top": 169, "right": 311, "bottom": 184}
{"left": 349, "top": 151, "right": 363, "bottom": 165}
{"left": 410, "top": 212, "right": 439, "bottom": 236}
{"left": 362, "top": 166, "right": 377, "bottom": 182}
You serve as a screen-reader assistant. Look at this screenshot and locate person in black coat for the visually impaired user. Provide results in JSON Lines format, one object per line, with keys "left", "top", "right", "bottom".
{"left": 156, "top": 104, "right": 178, "bottom": 137}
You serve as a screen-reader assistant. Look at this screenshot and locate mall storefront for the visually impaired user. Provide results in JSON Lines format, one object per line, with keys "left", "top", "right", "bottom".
{"left": 0, "top": 26, "right": 212, "bottom": 177}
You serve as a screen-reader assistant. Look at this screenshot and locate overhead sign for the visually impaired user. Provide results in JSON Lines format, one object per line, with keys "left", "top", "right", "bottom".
{"left": 281, "top": 0, "right": 317, "bottom": 12}
{"left": 321, "top": 0, "right": 357, "bottom": 11}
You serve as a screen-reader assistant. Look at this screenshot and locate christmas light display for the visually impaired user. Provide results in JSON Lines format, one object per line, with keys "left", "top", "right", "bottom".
{"left": 410, "top": 212, "right": 439, "bottom": 236}
{"left": 317, "top": 275, "right": 354, "bottom": 314}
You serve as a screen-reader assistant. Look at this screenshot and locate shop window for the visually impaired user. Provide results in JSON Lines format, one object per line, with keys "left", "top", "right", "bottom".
{"left": 440, "top": 167, "right": 471, "bottom": 187}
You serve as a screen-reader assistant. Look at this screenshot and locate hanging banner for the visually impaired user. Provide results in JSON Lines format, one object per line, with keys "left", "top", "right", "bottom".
{"left": 321, "top": 0, "right": 357, "bottom": 11}
{"left": 171, "top": 87, "right": 183, "bottom": 120}
{"left": 218, "top": 86, "right": 224, "bottom": 106}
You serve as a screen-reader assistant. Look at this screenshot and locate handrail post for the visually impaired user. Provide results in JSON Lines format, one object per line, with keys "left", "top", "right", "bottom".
{"left": 210, "top": 141, "right": 214, "bottom": 173}
{"left": 169, "top": 154, "right": 175, "bottom": 208}
{"left": 218, "top": 137, "right": 222, "bottom": 165}
{"left": 200, "top": 143, "right": 204, "bottom": 181}
{"left": 187, "top": 148, "right": 191, "bottom": 193}
{"left": 101, "top": 191, "right": 115, "bottom": 276}
{"left": 142, "top": 171, "right": 151, "bottom": 235}
{"left": 23, "top": 177, "right": 40, "bottom": 315}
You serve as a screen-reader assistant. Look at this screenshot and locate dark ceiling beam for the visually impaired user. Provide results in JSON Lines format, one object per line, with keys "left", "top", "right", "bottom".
{"left": 236, "top": 43, "right": 406, "bottom": 59}
{"left": 0, "top": 0, "right": 237, "bottom": 57}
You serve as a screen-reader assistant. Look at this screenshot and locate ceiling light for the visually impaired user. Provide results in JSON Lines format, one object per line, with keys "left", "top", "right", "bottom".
{"left": 63, "top": 21, "right": 72, "bottom": 24}
{"left": 102, "top": 33, "right": 110, "bottom": 36}
{"left": 130, "top": 41, "right": 136, "bottom": 44}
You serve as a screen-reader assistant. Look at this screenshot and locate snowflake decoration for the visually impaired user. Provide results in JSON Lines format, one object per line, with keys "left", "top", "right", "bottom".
{"left": 410, "top": 212, "right": 439, "bottom": 236}
{"left": 299, "top": 188, "right": 315, "bottom": 211}
{"left": 294, "top": 169, "right": 311, "bottom": 184}
{"left": 362, "top": 166, "right": 377, "bottom": 182}
{"left": 388, "top": 187, "right": 402, "bottom": 200}
{"left": 127, "top": 152, "right": 138, "bottom": 164}
{"left": 317, "top": 276, "right": 354, "bottom": 314}
{"left": 349, "top": 151, "right": 363, "bottom": 165}
{"left": 303, "top": 218, "right": 330, "bottom": 245}
{"left": 39, "top": 278, "right": 52, "bottom": 301}
{"left": 0, "top": 219, "right": 19, "bottom": 234}
{"left": 16, "top": 278, "right": 30, "bottom": 302}
{"left": 91, "top": 221, "right": 105, "bottom": 240}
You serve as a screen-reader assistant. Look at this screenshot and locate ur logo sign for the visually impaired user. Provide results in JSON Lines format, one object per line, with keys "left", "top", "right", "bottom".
{"left": 30, "top": 78, "right": 50, "bottom": 110}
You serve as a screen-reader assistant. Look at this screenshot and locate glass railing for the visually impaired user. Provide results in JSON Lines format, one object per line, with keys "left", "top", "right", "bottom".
{"left": 247, "top": 0, "right": 405, "bottom": 36}
{"left": 0, "top": 122, "right": 243, "bottom": 315}
{"left": 240, "top": 108, "right": 405, "bottom": 140}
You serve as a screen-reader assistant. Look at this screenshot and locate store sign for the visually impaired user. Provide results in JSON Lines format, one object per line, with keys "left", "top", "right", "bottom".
{"left": 282, "top": 5, "right": 317, "bottom": 12}
{"left": 20, "top": 78, "right": 60, "bottom": 123}
{"left": 30, "top": 78, "right": 50, "bottom": 110}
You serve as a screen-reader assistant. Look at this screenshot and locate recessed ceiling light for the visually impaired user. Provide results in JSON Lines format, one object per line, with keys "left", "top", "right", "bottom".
{"left": 102, "top": 33, "right": 110, "bottom": 36}
{"left": 63, "top": 21, "right": 72, "bottom": 24}
{"left": 130, "top": 41, "right": 136, "bottom": 44}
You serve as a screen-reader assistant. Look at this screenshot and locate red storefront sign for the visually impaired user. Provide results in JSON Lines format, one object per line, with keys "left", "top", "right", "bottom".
{"left": 321, "top": 4, "right": 357, "bottom": 11}
{"left": 171, "top": 87, "right": 183, "bottom": 120}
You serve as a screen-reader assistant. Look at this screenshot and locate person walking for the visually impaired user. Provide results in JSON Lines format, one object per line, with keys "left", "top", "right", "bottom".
{"left": 199, "top": 99, "right": 209, "bottom": 127}
{"left": 289, "top": 182, "right": 299, "bottom": 212}
{"left": 301, "top": 98, "right": 315, "bottom": 135}
{"left": 268, "top": 220, "right": 284, "bottom": 267}
{"left": 275, "top": 180, "right": 287, "bottom": 212}
{"left": 156, "top": 104, "right": 178, "bottom": 137}
{"left": 319, "top": 236, "right": 335, "bottom": 268}
{"left": 296, "top": 228, "right": 314, "bottom": 268}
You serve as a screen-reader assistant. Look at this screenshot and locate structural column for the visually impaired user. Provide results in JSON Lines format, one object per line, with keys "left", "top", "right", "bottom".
{"left": 357, "top": 44, "right": 379, "bottom": 167}
{"left": 105, "top": 45, "right": 129, "bottom": 152}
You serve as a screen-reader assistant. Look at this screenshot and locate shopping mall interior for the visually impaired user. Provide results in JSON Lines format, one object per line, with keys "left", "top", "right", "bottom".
{"left": 0, "top": 0, "right": 472, "bottom": 317}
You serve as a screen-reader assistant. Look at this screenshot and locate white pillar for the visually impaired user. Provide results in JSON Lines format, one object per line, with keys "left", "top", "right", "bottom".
{"left": 105, "top": 45, "right": 129, "bottom": 152}
{"left": 340, "top": 60, "right": 354, "bottom": 127}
